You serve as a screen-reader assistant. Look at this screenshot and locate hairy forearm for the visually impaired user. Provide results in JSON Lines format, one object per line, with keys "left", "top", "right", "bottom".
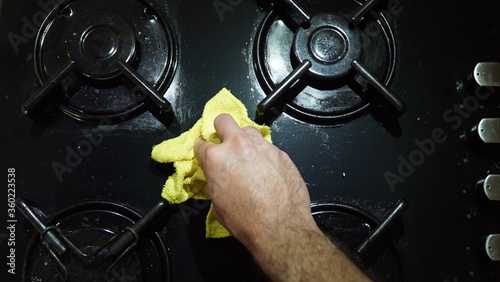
{"left": 195, "top": 114, "right": 369, "bottom": 281}
{"left": 248, "top": 224, "right": 371, "bottom": 282}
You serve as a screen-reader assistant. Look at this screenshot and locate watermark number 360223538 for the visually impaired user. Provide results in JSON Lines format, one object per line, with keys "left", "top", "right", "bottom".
{"left": 6, "top": 168, "right": 17, "bottom": 275}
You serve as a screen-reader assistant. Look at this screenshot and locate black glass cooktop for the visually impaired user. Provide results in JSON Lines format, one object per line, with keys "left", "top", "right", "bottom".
{"left": 1, "top": 0, "right": 500, "bottom": 281}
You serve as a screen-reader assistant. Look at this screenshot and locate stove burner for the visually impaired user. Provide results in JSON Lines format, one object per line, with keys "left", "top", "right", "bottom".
{"left": 70, "top": 13, "right": 136, "bottom": 80}
{"left": 19, "top": 200, "right": 170, "bottom": 282}
{"left": 293, "top": 14, "right": 362, "bottom": 80}
{"left": 23, "top": 0, "right": 177, "bottom": 125}
{"left": 253, "top": 0, "right": 405, "bottom": 125}
{"left": 311, "top": 200, "right": 406, "bottom": 281}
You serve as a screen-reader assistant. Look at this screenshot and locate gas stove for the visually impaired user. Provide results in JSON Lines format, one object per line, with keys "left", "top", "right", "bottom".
{"left": 1, "top": 0, "right": 500, "bottom": 281}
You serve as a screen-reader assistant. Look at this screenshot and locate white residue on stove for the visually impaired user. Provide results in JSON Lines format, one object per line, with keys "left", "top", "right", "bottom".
{"left": 5, "top": 95, "right": 9, "bottom": 100}
{"left": 342, "top": 172, "right": 346, "bottom": 178}
{"left": 241, "top": 47, "right": 248, "bottom": 63}
{"left": 310, "top": 126, "right": 331, "bottom": 151}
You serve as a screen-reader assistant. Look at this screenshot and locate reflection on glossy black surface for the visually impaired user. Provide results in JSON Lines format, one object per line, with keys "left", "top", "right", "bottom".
{"left": 29, "top": 0, "right": 177, "bottom": 124}
{"left": 253, "top": 0, "right": 397, "bottom": 124}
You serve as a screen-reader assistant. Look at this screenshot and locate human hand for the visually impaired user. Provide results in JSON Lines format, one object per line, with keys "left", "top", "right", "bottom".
{"left": 194, "top": 113, "right": 318, "bottom": 249}
{"left": 195, "top": 113, "right": 370, "bottom": 282}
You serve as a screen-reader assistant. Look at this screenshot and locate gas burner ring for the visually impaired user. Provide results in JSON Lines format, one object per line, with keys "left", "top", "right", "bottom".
{"left": 27, "top": 0, "right": 178, "bottom": 125}
{"left": 68, "top": 12, "right": 136, "bottom": 80}
{"left": 311, "top": 201, "right": 405, "bottom": 281}
{"left": 22, "top": 201, "right": 171, "bottom": 281}
{"left": 293, "top": 14, "right": 362, "bottom": 80}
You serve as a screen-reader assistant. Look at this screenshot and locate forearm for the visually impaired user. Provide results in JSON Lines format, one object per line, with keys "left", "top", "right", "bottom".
{"left": 248, "top": 223, "right": 371, "bottom": 282}
{"left": 195, "top": 114, "right": 369, "bottom": 281}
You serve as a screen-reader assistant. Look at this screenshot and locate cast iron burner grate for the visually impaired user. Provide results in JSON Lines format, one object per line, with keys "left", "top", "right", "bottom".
{"left": 23, "top": 0, "right": 177, "bottom": 126}
{"left": 311, "top": 199, "right": 407, "bottom": 281}
{"left": 17, "top": 199, "right": 171, "bottom": 282}
{"left": 254, "top": 0, "right": 405, "bottom": 126}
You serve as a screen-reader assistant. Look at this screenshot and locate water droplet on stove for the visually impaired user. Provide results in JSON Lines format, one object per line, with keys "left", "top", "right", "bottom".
{"left": 144, "top": 7, "right": 158, "bottom": 20}
{"left": 94, "top": 89, "right": 100, "bottom": 94}
{"left": 62, "top": 7, "right": 73, "bottom": 18}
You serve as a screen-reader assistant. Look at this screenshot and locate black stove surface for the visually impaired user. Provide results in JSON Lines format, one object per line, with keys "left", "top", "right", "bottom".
{"left": 2, "top": 0, "right": 500, "bottom": 281}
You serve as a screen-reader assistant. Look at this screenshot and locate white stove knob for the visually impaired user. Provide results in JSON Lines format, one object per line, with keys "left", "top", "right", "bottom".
{"left": 486, "top": 234, "right": 500, "bottom": 261}
{"left": 478, "top": 118, "right": 500, "bottom": 144}
{"left": 484, "top": 175, "right": 500, "bottom": 201}
{"left": 474, "top": 62, "right": 500, "bottom": 87}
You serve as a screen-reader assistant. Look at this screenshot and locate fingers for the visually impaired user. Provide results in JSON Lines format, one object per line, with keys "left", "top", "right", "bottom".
{"left": 197, "top": 114, "right": 267, "bottom": 164}
{"left": 214, "top": 113, "right": 241, "bottom": 142}
{"left": 194, "top": 137, "right": 214, "bottom": 165}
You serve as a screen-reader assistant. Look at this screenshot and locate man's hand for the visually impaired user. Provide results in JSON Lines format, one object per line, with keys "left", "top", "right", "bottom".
{"left": 195, "top": 113, "right": 370, "bottom": 282}
{"left": 195, "top": 113, "right": 317, "bottom": 246}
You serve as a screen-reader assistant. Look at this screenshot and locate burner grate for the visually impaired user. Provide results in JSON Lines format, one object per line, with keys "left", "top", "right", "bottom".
{"left": 311, "top": 199, "right": 407, "bottom": 281}
{"left": 253, "top": 0, "right": 405, "bottom": 126}
{"left": 17, "top": 199, "right": 171, "bottom": 282}
{"left": 23, "top": 0, "right": 177, "bottom": 126}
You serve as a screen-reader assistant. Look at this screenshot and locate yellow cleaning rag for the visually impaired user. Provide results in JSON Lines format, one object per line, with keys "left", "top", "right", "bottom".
{"left": 151, "top": 88, "right": 272, "bottom": 238}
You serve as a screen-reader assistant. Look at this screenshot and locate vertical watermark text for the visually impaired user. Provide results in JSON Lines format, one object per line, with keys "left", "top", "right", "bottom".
{"left": 6, "top": 168, "right": 17, "bottom": 275}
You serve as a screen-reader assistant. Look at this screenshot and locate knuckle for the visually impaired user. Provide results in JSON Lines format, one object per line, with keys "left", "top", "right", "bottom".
{"left": 203, "top": 146, "right": 221, "bottom": 165}
{"left": 231, "top": 132, "right": 252, "bottom": 148}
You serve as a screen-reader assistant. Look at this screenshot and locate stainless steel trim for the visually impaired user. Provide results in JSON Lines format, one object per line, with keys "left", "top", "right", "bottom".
{"left": 475, "top": 62, "right": 500, "bottom": 87}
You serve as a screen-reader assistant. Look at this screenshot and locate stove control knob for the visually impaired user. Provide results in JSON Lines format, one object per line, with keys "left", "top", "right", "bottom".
{"left": 477, "top": 118, "right": 500, "bottom": 144}
{"left": 474, "top": 62, "right": 500, "bottom": 87}
{"left": 486, "top": 234, "right": 500, "bottom": 261}
{"left": 484, "top": 175, "right": 500, "bottom": 201}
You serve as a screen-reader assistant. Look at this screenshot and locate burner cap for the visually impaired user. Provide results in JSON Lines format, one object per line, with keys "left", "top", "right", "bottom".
{"left": 293, "top": 14, "right": 362, "bottom": 80}
{"left": 23, "top": 202, "right": 170, "bottom": 281}
{"left": 68, "top": 12, "right": 136, "bottom": 80}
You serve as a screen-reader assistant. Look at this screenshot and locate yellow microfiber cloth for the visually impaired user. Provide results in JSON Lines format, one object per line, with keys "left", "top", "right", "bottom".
{"left": 151, "top": 88, "right": 272, "bottom": 238}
